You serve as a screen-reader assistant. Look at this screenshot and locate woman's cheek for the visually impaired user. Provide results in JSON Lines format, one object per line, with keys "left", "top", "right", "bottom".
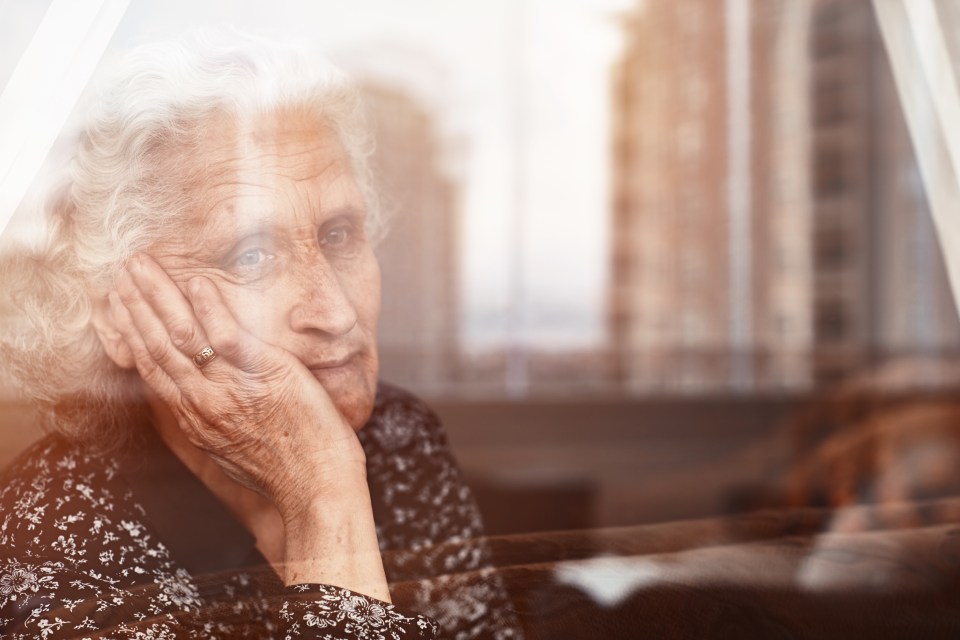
{"left": 352, "top": 250, "right": 382, "bottom": 332}
{"left": 221, "top": 285, "right": 286, "bottom": 343}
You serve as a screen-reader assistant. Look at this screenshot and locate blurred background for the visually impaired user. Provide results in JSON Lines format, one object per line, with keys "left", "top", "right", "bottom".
{"left": 4, "top": 0, "right": 960, "bottom": 537}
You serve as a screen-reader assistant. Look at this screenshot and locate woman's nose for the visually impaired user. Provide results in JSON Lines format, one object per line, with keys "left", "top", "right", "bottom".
{"left": 288, "top": 257, "right": 359, "bottom": 336}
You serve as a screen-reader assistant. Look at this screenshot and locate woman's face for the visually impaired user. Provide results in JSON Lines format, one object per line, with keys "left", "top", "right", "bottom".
{"left": 147, "top": 109, "right": 381, "bottom": 429}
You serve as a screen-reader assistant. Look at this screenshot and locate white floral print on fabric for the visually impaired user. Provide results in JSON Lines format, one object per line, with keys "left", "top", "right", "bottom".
{"left": 0, "top": 384, "right": 520, "bottom": 639}
{"left": 0, "top": 560, "right": 59, "bottom": 602}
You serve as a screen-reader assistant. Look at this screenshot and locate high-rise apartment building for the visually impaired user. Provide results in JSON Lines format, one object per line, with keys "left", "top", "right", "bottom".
{"left": 362, "top": 82, "right": 460, "bottom": 393}
{"left": 611, "top": 0, "right": 960, "bottom": 392}
{"left": 810, "top": 0, "right": 960, "bottom": 381}
{"left": 611, "top": 0, "right": 814, "bottom": 391}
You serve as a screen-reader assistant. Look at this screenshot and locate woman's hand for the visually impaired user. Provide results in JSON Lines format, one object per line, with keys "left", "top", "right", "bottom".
{"left": 110, "top": 253, "right": 365, "bottom": 519}
{"left": 110, "top": 253, "right": 390, "bottom": 600}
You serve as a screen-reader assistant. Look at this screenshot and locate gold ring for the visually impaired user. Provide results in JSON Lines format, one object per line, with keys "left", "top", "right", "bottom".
{"left": 192, "top": 345, "right": 217, "bottom": 368}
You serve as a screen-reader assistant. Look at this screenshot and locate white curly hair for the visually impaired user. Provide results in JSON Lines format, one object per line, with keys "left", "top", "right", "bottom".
{"left": 1, "top": 30, "right": 382, "bottom": 452}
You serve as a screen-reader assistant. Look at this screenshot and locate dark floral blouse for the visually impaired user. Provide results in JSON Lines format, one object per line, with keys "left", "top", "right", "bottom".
{"left": 0, "top": 384, "right": 520, "bottom": 639}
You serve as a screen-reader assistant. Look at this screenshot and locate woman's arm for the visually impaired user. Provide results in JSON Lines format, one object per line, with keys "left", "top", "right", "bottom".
{"left": 109, "top": 253, "right": 390, "bottom": 600}
{"left": 282, "top": 469, "right": 389, "bottom": 601}
{"left": 0, "top": 437, "right": 436, "bottom": 639}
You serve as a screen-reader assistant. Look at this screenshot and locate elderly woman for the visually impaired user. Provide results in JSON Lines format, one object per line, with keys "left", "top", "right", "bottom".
{"left": 0, "top": 33, "right": 516, "bottom": 639}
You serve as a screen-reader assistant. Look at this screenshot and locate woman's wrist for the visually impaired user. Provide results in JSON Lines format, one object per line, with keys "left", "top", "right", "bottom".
{"left": 281, "top": 477, "right": 390, "bottom": 601}
{"left": 274, "top": 454, "right": 368, "bottom": 521}
{"left": 279, "top": 464, "right": 367, "bottom": 524}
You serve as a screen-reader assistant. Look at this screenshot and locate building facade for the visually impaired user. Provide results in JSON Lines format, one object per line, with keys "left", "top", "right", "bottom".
{"left": 611, "top": 0, "right": 960, "bottom": 392}
{"left": 362, "top": 82, "right": 461, "bottom": 393}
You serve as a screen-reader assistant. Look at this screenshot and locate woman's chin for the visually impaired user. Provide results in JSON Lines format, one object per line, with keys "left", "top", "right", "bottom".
{"left": 335, "top": 391, "right": 377, "bottom": 431}
{"left": 310, "top": 364, "right": 377, "bottom": 431}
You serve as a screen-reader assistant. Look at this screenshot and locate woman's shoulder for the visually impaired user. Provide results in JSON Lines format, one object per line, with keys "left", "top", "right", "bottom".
{"left": 363, "top": 382, "right": 449, "bottom": 453}
{"left": 0, "top": 434, "right": 128, "bottom": 549}
{"left": 1, "top": 433, "right": 100, "bottom": 488}
{"left": 2, "top": 432, "right": 117, "bottom": 478}
{"left": 373, "top": 382, "right": 438, "bottom": 417}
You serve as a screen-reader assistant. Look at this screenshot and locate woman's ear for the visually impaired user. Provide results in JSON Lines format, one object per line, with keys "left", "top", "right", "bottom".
{"left": 89, "top": 293, "right": 136, "bottom": 369}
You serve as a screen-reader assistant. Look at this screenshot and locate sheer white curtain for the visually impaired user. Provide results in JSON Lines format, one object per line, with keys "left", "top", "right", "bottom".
{"left": 0, "top": 0, "right": 130, "bottom": 245}
{"left": 875, "top": 0, "right": 960, "bottom": 319}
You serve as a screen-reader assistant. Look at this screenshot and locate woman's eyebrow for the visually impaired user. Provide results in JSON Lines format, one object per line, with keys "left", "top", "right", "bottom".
{"left": 320, "top": 203, "right": 367, "bottom": 222}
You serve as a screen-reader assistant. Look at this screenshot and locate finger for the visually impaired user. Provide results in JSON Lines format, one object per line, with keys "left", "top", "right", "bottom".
{"left": 116, "top": 262, "right": 204, "bottom": 382}
{"left": 126, "top": 253, "right": 221, "bottom": 372}
{"left": 186, "top": 275, "right": 274, "bottom": 372}
{"left": 108, "top": 291, "right": 182, "bottom": 405}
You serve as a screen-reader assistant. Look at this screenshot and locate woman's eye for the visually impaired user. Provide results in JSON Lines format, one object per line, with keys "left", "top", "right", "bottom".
{"left": 236, "top": 248, "right": 268, "bottom": 266}
{"left": 225, "top": 246, "right": 278, "bottom": 283}
{"left": 322, "top": 226, "right": 351, "bottom": 247}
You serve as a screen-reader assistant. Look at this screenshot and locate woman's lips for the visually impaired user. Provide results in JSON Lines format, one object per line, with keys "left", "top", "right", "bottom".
{"left": 308, "top": 353, "right": 358, "bottom": 377}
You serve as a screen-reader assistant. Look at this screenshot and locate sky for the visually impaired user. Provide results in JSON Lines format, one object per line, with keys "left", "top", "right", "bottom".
{"left": 0, "top": 0, "right": 632, "bottom": 350}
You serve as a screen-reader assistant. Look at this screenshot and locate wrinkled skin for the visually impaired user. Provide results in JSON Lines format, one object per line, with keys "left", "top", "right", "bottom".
{"left": 93, "top": 110, "right": 389, "bottom": 596}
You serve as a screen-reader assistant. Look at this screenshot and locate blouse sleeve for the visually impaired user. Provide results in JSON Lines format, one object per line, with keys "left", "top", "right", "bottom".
{"left": 0, "top": 565, "right": 439, "bottom": 639}
{"left": 361, "top": 386, "right": 524, "bottom": 638}
{"left": 278, "top": 583, "right": 438, "bottom": 639}
{"left": 0, "top": 438, "right": 439, "bottom": 639}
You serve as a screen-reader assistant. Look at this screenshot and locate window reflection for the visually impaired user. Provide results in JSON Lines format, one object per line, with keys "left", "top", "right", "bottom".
{"left": 3, "top": 0, "right": 960, "bottom": 636}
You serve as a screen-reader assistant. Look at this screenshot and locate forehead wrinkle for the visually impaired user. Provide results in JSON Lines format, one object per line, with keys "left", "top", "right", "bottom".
{"left": 188, "top": 164, "right": 344, "bottom": 255}
{"left": 163, "top": 113, "right": 358, "bottom": 261}
{"left": 210, "top": 144, "right": 333, "bottom": 180}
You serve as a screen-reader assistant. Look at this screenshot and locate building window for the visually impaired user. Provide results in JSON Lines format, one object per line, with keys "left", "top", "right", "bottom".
{"left": 814, "top": 144, "right": 851, "bottom": 196}
{"left": 814, "top": 78, "right": 850, "bottom": 126}
{"left": 815, "top": 229, "right": 849, "bottom": 270}
{"left": 815, "top": 301, "right": 847, "bottom": 341}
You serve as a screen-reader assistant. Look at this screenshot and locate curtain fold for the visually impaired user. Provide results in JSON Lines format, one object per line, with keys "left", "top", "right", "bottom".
{"left": 874, "top": 0, "right": 960, "bottom": 318}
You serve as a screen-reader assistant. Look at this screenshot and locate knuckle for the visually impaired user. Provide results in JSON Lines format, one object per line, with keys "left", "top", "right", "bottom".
{"left": 117, "top": 287, "right": 140, "bottom": 306}
{"left": 142, "top": 331, "right": 175, "bottom": 364}
{"left": 140, "top": 279, "right": 162, "bottom": 300}
{"left": 168, "top": 320, "right": 198, "bottom": 350}
{"left": 215, "top": 330, "right": 243, "bottom": 356}
{"left": 194, "top": 296, "right": 216, "bottom": 322}
{"left": 135, "top": 353, "right": 161, "bottom": 380}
